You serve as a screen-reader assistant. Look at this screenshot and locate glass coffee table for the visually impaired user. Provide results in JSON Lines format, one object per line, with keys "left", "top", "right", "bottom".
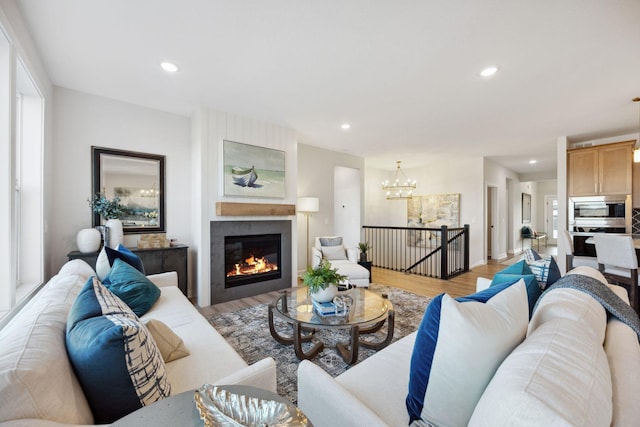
{"left": 268, "top": 287, "right": 394, "bottom": 365}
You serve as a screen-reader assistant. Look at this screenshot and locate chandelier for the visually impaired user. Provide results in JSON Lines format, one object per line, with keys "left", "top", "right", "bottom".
{"left": 381, "top": 161, "right": 417, "bottom": 200}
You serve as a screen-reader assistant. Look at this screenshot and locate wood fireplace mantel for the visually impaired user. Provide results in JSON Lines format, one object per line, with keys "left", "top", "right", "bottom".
{"left": 215, "top": 202, "right": 296, "bottom": 216}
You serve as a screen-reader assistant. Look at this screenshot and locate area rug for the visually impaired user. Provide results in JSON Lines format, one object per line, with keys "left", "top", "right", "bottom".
{"left": 208, "top": 284, "right": 431, "bottom": 404}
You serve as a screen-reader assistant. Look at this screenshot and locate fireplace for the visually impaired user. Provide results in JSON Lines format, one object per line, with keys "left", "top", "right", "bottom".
{"left": 225, "top": 233, "right": 281, "bottom": 288}
{"left": 211, "top": 220, "right": 292, "bottom": 304}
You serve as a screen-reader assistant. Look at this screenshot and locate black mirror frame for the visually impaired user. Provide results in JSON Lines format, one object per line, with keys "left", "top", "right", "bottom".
{"left": 92, "top": 146, "right": 166, "bottom": 234}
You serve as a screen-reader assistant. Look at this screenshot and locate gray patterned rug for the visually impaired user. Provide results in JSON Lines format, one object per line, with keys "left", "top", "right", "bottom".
{"left": 208, "top": 284, "right": 431, "bottom": 404}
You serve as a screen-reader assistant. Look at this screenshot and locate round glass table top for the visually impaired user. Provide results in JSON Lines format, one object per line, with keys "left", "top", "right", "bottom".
{"left": 272, "top": 287, "right": 391, "bottom": 328}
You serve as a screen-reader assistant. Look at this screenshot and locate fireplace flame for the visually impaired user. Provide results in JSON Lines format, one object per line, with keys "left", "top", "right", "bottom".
{"left": 227, "top": 255, "right": 278, "bottom": 277}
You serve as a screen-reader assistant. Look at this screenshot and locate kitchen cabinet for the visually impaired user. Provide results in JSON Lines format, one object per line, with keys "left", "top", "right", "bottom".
{"left": 568, "top": 140, "right": 634, "bottom": 197}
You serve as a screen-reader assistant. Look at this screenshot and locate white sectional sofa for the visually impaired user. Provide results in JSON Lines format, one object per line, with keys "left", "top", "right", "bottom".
{"left": 0, "top": 259, "right": 276, "bottom": 426}
{"left": 298, "top": 266, "right": 640, "bottom": 426}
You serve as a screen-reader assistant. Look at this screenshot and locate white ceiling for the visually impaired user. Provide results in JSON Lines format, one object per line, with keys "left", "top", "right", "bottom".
{"left": 14, "top": 0, "right": 640, "bottom": 175}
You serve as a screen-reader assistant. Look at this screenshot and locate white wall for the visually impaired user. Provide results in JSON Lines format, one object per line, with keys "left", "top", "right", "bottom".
{"left": 366, "top": 157, "right": 485, "bottom": 268}
{"left": 51, "top": 88, "right": 191, "bottom": 272}
{"left": 484, "top": 159, "right": 521, "bottom": 259}
{"left": 296, "top": 144, "right": 365, "bottom": 272}
{"left": 191, "top": 108, "right": 298, "bottom": 306}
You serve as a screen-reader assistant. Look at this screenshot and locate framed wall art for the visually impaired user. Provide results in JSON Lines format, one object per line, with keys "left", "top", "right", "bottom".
{"left": 223, "top": 140, "right": 286, "bottom": 198}
{"left": 407, "top": 193, "right": 460, "bottom": 247}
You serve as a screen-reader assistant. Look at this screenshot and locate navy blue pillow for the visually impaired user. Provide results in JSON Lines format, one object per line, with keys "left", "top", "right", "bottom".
{"left": 66, "top": 278, "right": 170, "bottom": 423}
{"left": 105, "top": 244, "right": 145, "bottom": 275}
{"left": 103, "top": 259, "right": 160, "bottom": 317}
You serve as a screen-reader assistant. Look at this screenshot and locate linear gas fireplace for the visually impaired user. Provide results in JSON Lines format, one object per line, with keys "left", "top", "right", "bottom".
{"left": 211, "top": 220, "right": 291, "bottom": 304}
{"left": 225, "top": 233, "right": 281, "bottom": 288}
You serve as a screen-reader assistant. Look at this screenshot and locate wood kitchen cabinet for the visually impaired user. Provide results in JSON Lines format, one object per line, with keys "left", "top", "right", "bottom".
{"left": 568, "top": 140, "right": 634, "bottom": 197}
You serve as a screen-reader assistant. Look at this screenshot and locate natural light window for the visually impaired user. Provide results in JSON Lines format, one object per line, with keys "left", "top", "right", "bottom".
{"left": 0, "top": 24, "right": 44, "bottom": 324}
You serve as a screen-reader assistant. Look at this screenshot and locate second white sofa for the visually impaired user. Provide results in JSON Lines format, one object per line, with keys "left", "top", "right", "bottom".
{"left": 298, "top": 266, "right": 640, "bottom": 426}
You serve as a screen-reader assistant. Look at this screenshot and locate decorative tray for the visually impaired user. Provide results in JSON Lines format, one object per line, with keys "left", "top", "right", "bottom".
{"left": 194, "top": 384, "right": 311, "bottom": 426}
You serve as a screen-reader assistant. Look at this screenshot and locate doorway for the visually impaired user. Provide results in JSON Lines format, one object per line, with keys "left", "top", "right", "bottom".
{"left": 487, "top": 185, "right": 498, "bottom": 260}
{"left": 544, "top": 195, "right": 558, "bottom": 245}
{"left": 334, "top": 166, "right": 361, "bottom": 248}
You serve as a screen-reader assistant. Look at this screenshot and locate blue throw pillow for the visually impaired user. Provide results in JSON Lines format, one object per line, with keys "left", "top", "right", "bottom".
{"left": 491, "top": 273, "right": 541, "bottom": 316}
{"left": 66, "top": 278, "right": 170, "bottom": 423}
{"left": 105, "top": 244, "right": 145, "bottom": 275}
{"left": 498, "top": 259, "right": 533, "bottom": 276}
{"left": 103, "top": 258, "right": 160, "bottom": 317}
{"left": 406, "top": 280, "right": 528, "bottom": 426}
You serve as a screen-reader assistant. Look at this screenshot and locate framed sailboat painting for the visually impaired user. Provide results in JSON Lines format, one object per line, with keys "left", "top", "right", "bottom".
{"left": 223, "top": 140, "right": 286, "bottom": 198}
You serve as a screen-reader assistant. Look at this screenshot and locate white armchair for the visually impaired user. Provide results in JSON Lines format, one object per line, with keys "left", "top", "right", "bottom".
{"left": 311, "top": 236, "right": 370, "bottom": 287}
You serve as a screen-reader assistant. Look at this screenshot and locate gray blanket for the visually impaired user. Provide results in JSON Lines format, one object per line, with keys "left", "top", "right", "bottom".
{"left": 533, "top": 273, "right": 640, "bottom": 340}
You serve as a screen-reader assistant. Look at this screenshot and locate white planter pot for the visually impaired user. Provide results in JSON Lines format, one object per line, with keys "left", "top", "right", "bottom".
{"left": 76, "top": 228, "right": 102, "bottom": 253}
{"left": 310, "top": 284, "right": 338, "bottom": 303}
{"left": 105, "top": 218, "right": 124, "bottom": 249}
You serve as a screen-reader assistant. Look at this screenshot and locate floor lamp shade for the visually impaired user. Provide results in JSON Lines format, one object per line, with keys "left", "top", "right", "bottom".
{"left": 298, "top": 197, "right": 319, "bottom": 269}
{"left": 297, "top": 197, "right": 319, "bottom": 213}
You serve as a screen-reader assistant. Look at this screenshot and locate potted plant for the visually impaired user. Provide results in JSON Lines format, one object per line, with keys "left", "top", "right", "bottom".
{"left": 88, "top": 193, "right": 126, "bottom": 248}
{"left": 302, "top": 260, "right": 347, "bottom": 303}
{"left": 358, "top": 242, "right": 371, "bottom": 262}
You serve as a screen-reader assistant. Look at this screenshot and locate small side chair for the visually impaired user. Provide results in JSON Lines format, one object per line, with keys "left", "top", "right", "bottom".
{"left": 594, "top": 234, "right": 639, "bottom": 313}
{"left": 560, "top": 230, "right": 598, "bottom": 270}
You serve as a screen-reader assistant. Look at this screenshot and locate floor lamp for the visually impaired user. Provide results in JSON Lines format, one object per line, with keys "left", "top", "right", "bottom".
{"left": 297, "top": 197, "right": 320, "bottom": 269}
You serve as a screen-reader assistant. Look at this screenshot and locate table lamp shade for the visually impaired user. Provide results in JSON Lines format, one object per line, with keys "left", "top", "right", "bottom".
{"left": 297, "top": 197, "right": 319, "bottom": 213}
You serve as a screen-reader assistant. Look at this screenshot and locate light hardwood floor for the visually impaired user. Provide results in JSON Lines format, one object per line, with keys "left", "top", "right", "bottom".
{"left": 198, "top": 245, "right": 557, "bottom": 317}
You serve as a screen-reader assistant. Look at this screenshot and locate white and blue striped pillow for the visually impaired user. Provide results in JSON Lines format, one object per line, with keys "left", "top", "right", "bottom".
{"left": 406, "top": 280, "right": 528, "bottom": 426}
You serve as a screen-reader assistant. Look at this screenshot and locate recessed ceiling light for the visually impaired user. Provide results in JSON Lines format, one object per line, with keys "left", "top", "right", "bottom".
{"left": 341, "top": 123, "right": 351, "bottom": 130}
{"left": 160, "top": 62, "right": 179, "bottom": 73}
{"left": 529, "top": 159, "right": 537, "bottom": 164}
{"left": 480, "top": 66, "right": 499, "bottom": 77}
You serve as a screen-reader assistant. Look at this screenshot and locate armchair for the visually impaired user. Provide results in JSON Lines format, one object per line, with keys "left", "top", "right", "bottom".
{"left": 311, "top": 236, "right": 370, "bottom": 287}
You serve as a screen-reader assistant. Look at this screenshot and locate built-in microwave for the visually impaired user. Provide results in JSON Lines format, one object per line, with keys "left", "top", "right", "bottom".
{"left": 569, "top": 195, "right": 631, "bottom": 233}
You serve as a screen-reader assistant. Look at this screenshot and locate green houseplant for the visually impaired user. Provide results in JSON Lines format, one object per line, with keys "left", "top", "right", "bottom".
{"left": 88, "top": 193, "right": 125, "bottom": 219}
{"left": 358, "top": 241, "right": 371, "bottom": 262}
{"left": 302, "top": 260, "right": 347, "bottom": 302}
{"left": 87, "top": 193, "right": 126, "bottom": 249}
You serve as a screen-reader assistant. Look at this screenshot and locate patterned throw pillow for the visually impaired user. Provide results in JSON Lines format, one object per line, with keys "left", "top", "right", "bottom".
{"left": 66, "top": 278, "right": 170, "bottom": 423}
{"left": 319, "top": 237, "right": 342, "bottom": 247}
{"left": 523, "top": 248, "right": 542, "bottom": 263}
{"left": 406, "top": 280, "right": 528, "bottom": 426}
{"left": 526, "top": 256, "right": 562, "bottom": 290}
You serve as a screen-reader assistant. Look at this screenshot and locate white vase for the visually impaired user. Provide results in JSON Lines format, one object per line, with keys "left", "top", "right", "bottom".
{"left": 76, "top": 228, "right": 102, "bottom": 253}
{"left": 311, "top": 284, "right": 339, "bottom": 303}
{"left": 105, "top": 218, "right": 124, "bottom": 249}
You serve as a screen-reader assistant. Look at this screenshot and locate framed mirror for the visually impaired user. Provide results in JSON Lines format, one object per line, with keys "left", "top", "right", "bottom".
{"left": 92, "top": 146, "right": 165, "bottom": 234}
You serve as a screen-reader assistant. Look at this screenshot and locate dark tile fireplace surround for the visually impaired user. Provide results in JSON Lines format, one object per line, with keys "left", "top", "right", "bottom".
{"left": 210, "top": 220, "right": 292, "bottom": 304}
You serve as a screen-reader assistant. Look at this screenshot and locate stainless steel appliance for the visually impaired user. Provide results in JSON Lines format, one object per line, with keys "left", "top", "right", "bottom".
{"left": 569, "top": 195, "right": 631, "bottom": 256}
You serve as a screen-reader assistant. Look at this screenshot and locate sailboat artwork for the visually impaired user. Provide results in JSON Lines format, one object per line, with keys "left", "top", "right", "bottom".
{"left": 223, "top": 140, "right": 286, "bottom": 198}
{"left": 231, "top": 166, "right": 258, "bottom": 187}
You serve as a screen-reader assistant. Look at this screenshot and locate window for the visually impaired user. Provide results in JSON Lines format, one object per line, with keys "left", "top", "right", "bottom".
{"left": 0, "top": 24, "right": 44, "bottom": 324}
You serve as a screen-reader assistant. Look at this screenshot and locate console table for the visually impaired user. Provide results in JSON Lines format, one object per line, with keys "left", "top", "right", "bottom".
{"left": 67, "top": 244, "right": 188, "bottom": 295}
